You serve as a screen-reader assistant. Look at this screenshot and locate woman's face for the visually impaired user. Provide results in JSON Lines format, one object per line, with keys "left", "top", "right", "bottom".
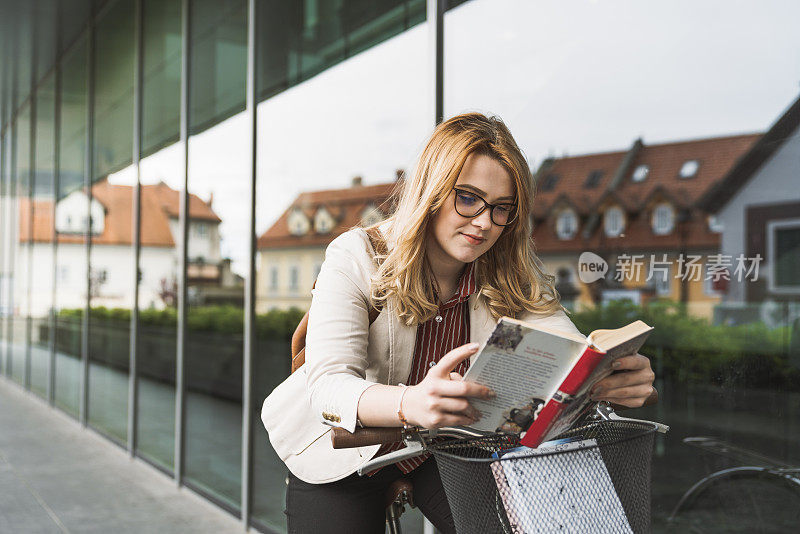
{"left": 427, "top": 152, "right": 516, "bottom": 269}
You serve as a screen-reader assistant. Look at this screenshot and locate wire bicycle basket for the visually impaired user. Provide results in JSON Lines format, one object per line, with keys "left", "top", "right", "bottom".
{"left": 429, "top": 419, "right": 659, "bottom": 534}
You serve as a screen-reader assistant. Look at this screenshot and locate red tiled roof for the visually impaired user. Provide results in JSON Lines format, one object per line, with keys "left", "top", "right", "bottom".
{"left": 19, "top": 180, "right": 220, "bottom": 247}
{"left": 257, "top": 182, "right": 399, "bottom": 249}
{"left": 532, "top": 133, "right": 761, "bottom": 254}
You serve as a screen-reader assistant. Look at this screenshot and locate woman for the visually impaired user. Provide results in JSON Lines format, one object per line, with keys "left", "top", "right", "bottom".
{"left": 262, "top": 113, "right": 656, "bottom": 533}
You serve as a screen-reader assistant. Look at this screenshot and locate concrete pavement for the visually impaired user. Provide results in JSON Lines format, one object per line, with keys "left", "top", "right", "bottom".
{"left": 0, "top": 378, "right": 245, "bottom": 534}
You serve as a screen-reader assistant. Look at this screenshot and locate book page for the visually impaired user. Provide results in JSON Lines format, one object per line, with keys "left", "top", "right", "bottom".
{"left": 463, "top": 318, "right": 587, "bottom": 432}
{"left": 542, "top": 324, "right": 652, "bottom": 441}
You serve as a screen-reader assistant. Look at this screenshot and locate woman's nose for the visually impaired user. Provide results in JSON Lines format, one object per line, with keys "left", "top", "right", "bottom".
{"left": 472, "top": 209, "right": 493, "bottom": 229}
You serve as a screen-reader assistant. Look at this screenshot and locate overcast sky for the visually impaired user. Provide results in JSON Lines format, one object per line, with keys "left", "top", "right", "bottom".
{"left": 112, "top": 0, "right": 800, "bottom": 275}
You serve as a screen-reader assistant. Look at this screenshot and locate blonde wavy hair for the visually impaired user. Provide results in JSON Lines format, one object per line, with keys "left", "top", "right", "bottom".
{"left": 368, "top": 112, "right": 562, "bottom": 326}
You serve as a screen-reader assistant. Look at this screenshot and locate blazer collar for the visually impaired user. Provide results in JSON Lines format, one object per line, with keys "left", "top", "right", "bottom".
{"left": 376, "top": 222, "right": 496, "bottom": 375}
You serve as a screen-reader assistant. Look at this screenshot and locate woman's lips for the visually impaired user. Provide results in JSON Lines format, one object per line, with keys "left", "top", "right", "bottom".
{"left": 461, "top": 233, "right": 485, "bottom": 245}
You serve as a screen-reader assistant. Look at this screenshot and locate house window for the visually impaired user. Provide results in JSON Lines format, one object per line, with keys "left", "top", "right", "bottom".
{"left": 196, "top": 223, "right": 208, "bottom": 237}
{"left": 679, "top": 160, "right": 700, "bottom": 178}
{"left": 361, "top": 205, "right": 384, "bottom": 227}
{"left": 59, "top": 266, "right": 69, "bottom": 282}
{"left": 632, "top": 164, "right": 649, "bottom": 182}
{"left": 289, "top": 266, "right": 299, "bottom": 292}
{"left": 708, "top": 215, "right": 724, "bottom": 233}
{"left": 584, "top": 170, "right": 603, "bottom": 189}
{"left": 652, "top": 203, "right": 675, "bottom": 235}
{"left": 269, "top": 266, "right": 278, "bottom": 291}
{"left": 654, "top": 264, "right": 671, "bottom": 296}
{"left": 703, "top": 270, "right": 721, "bottom": 296}
{"left": 288, "top": 209, "right": 310, "bottom": 236}
{"left": 768, "top": 219, "right": 800, "bottom": 293}
{"left": 540, "top": 174, "right": 559, "bottom": 192}
{"left": 314, "top": 207, "right": 334, "bottom": 234}
{"left": 556, "top": 209, "right": 578, "bottom": 240}
{"left": 604, "top": 206, "right": 625, "bottom": 237}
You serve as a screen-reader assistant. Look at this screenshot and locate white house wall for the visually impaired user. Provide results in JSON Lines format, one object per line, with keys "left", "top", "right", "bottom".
{"left": 24, "top": 242, "right": 179, "bottom": 316}
{"left": 717, "top": 123, "right": 800, "bottom": 302}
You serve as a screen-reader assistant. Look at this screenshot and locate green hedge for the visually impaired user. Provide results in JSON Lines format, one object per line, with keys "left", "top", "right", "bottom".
{"left": 57, "top": 306, "right": 306, "bottom": 341}
{"left": 569, "top": 299, "right": 799, "bottom": 391}
{"left": 59, "top": 300, "right": 799, "bottom": 389}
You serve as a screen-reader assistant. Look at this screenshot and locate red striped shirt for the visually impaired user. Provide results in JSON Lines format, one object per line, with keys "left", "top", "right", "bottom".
{"left": 368, "top": 262, "right": 477, "bottom": 475}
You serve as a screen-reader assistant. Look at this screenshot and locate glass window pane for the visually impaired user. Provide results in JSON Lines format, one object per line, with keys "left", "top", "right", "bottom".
{"left": 185, "top": 0, "right": 246, "bottom": 510}
{"left": 445, "top": 3, "right": 800, "bottom": 531}
{"left": 87, "top": 0, "right": 136, "bottom": 444}
{"left": 92, "top": 0, "right": 135, "bottom": 180}
{"left": 256, "top": 0, "right": 426, "bottom": 102}
{"left": 1, "top": 130, "right": 12, "bottom": 374}
{"left": 142, "top": 0, "right": 181, "bottom": 155}
{"left": 35, "top": 0, "right": 58, "bottom": 83}
{"left": 135, "top": 0, "right": 183, "bottom": 473}
{"left": 55, "top": 37, "right": 88, "bottom": 418}
{"left": 11, "top": 104, "right": 31, "bottom": 386}
{"left": 189, "top": 0, "right": 247, "bottom": 134}
{"left": 251, "top": 1, "right": 430, "bottom": 529}
{"left": 29, "top": 74, "right": 57, "bottom": 398}
{"left": 59, "top": 0, "right": 92, "bottom": 56}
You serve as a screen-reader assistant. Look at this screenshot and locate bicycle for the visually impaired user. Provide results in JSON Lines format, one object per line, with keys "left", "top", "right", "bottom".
{"left": 332, "top": 402, "right": 669, "bottom": 534}
{"left": 668, "top": 437, "right": 800, "bottom": 533}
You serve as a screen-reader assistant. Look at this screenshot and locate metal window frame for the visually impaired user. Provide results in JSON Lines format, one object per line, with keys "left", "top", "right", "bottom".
{"left": 175, "top": 0, "right": 190, "bottom": 487}
{"left": 81, "top": 8, "right": 95, "bottom": 428}
{"left": 25, "top": 0, "right": 38, "bottom": 392}
{"left": 241, "top": 0, "right": 257, "bottom": 526}
{"left": 128, "top": 0, "right": 144, "bottom": 457}
{"left": 49, "top": 0, "right": 62, "bottom": 407}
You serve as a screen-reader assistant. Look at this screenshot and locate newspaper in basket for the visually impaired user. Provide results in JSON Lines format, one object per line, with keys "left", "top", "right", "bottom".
{"left": 430, "top": 420, "right": 658, "bottom": 534}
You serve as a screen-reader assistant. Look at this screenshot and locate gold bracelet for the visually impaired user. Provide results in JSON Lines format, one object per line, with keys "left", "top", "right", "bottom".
{"left": 397, "top": 383, "right": 411, "bottom": 429}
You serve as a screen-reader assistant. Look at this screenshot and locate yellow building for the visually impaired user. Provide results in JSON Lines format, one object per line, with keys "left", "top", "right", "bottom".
{"left": 256, "top": 178, "right": 397, "bottom": 312}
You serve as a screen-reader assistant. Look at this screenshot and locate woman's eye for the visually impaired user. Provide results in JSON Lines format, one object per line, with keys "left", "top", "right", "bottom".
{"left": 497, "top": 205, "right": 514, "bottom": 213}
{"left": 457, "top": 193, "right": 478, "bottom": 205}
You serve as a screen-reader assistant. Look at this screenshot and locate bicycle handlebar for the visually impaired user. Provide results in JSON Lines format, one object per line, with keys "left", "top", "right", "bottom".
{"left": 331, "top": 388, "right": 660, "bottom": 450}
{"left": 331, "top": 427, "right": 403, "bottom": 449}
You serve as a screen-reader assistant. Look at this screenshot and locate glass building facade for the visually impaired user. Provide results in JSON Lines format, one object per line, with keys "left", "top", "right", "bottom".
{"left": 1, "top": 1, "right": 799, "bottom": 533}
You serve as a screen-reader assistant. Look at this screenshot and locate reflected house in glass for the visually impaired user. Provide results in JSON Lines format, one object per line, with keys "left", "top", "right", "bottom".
{"left": 256, "top": 176, "right": 398, "bottom": 312}
{"left": 701, "top": 94, "right": 800, "bottom": 325}
{"left": 530, "top": 133, "right": 761, "bottom": 319}
{"left": 17, "top": 179, "right": 221, "bottom": 312}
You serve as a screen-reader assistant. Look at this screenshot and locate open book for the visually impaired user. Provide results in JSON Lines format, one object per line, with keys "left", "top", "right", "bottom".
{"left": 463, "top": 317, "right": 653, "bottom": 447}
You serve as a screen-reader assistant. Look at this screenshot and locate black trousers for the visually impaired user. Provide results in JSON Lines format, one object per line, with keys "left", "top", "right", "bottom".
{"left": 285, "top": 457, "right": 456, "bottom": 534}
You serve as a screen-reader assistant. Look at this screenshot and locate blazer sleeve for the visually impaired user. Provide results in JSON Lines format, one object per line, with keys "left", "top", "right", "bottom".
{"left": 303, "top": 229, "right": 377, "bottom": 433}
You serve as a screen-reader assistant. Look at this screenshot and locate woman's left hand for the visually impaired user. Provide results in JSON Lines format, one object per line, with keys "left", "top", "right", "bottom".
{"left": 590, "top": 353, "right": 655, "bottom": 408}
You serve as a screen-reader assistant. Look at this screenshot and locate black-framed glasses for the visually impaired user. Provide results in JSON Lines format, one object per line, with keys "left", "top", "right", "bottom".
{"left": 452, "top": 187, "right": 518, "bottom": 226}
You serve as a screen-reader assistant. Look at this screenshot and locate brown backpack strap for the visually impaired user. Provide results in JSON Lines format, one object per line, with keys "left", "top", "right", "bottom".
{"left": 290, "top": 227, "right": 386, "bottom": 374}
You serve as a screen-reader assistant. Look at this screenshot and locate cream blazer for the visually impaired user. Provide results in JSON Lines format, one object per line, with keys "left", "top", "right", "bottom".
{"left": 260, "top": 225, "right": 583, "bottom": 484}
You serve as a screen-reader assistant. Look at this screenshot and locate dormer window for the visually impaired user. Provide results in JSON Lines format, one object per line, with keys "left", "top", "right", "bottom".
{"left": 288, "top": 208, "right": 310, "bottom": 236}
{"left": 651, "top": 203, "right": 675, "bottom": 235}
{"left": 708, "top": 215, "right": 724, "bottom": 233}
{"left": 540, "top": 174, "right": 559, "bottom": 192}
{"left": 632, "top": 165, "right": 649, "bottom": 182}
{"left": 679, "top": 160, "right": 699, "bottom": 178}
{"left": 604, "top": 206, "right": 625, "bottom": 237}
{"left": 361, "top": 204, "right": 384, "bottom": 227}
{"left": 584, "top": 170, "right": 603, "bottom": 189}
{"left": 556, "top": 209, "right": 578, "bottom": 240}
{"left": 314, "top": 207, "right": 335, "bottom": 234}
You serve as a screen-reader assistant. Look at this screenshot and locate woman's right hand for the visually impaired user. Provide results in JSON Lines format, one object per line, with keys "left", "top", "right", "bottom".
{"left": 402, "top": 343, "right": 496, "bottom": 428}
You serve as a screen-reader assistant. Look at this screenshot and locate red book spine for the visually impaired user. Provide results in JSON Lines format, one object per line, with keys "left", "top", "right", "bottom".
{"left": 519, "top": 346, "right": 606, "bottom": 448}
